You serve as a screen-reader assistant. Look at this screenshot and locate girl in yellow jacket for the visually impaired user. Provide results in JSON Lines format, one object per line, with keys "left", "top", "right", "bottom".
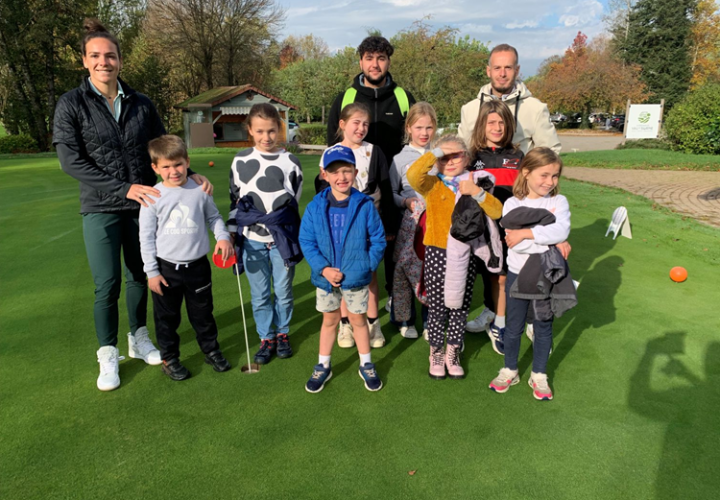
{"left": 407, "top": 134, "right": 502, "bottom": 380}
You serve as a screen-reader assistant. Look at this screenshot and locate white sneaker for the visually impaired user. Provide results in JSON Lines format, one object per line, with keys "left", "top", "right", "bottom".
{"left": 368, "top": 320, "right": 386, "bottom": 348}
{"left": 385, "top": 297, "right": 392, "bottom": 313}
{"left": 399, "top": 325, "right": 419, "bottom": 339}
{"left": 337, "top": 322, "right": 355, "bottom": 348}
{"left": 97, "top": 346, "right": 123, "bottom": 391}
{"left": 128, "top": 327, "right": 162, "bottom": 365}
{"left": 466, "top": 308, "right": 496, "bottom": 333}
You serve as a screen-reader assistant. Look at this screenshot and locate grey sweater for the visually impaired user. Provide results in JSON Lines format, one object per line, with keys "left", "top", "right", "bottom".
{"left": 139, "top": 179, "right": 231, "bottom": 278}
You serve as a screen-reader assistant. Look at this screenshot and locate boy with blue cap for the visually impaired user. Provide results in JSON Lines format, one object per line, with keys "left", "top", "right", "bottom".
{"left": 299, "top": 145, "right": 387, "bottom": 393}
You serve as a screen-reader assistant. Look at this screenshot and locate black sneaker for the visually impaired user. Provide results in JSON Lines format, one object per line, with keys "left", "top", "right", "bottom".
{"left": 276, "top": 334, "right": 293, "bottom": 359}
{"left": 162, "top": 358, "right": 191, "bottom": 381}
{"left": 253, "top": 340, "right": 276, "bottom": 365}
{"left": 204, "top": 350, "right": 231, "bottom": 372}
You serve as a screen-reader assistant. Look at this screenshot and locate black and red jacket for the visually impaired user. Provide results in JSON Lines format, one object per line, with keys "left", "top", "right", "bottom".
{"left": 469, "top": 145, "right": 524, "bottom": 203}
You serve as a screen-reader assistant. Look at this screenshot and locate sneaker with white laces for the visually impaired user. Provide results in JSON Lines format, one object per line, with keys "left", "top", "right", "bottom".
{"left": 528, "top": 372, "right": 553, "bottom": 400}
{"left": 489, "top": 367, "right": 520, "bottom": 393}
{"left": 368, "top": 321, "right": 385, "bottom": 348}
{"left": 466, "top": 308, "right": 496, "bottom": 333}
{"left": 358, "top": 362, "right": 383, "bottom": 391}
{"left": 337, "top": 322, "right": 355, "bottom": 348}
{"left": 97, "top": 346, "right": 123, "bottom": 391}
{"left": 399, "top": 325, "right": 419, "bottom": 339}
{"left": 485, "top": 323, "right": 505, "bottom": 355}
{"left": 127, "top": 327, "right": 162, "bottom": 365}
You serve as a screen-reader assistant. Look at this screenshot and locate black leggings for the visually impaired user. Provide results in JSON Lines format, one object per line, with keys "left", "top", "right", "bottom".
{"left": 424, "top": 246, "right": 476, "bottom": 347}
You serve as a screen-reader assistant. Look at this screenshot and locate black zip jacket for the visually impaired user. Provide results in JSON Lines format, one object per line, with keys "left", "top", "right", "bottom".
{"left": 53, "top": 77, "right": 167, "bottom": 213}
{"left": 326, "top": 73, "right": 416, "bottom": 164}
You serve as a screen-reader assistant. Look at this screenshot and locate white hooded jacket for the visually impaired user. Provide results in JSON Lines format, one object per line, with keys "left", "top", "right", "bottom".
{"left": 458, "top": 81, "right": 561, "bottom": 154}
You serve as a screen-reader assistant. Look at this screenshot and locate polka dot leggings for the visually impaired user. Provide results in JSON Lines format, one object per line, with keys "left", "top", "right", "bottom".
{"left": 424, "top": 246, "right": 476, "bottom": 347}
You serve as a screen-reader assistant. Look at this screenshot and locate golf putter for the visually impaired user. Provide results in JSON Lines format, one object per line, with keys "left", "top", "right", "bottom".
{"left": 234, "top": 263, "right": 259, "bottom": 374}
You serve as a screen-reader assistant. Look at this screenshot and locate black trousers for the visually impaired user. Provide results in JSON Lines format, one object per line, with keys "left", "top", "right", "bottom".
{"left": 152, "top": 257, "right": 220, "bottom": 361}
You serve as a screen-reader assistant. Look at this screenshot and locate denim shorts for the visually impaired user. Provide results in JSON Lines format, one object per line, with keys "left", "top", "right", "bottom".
{"left": 316, "top": 286, "right": 369, "bottom": 314}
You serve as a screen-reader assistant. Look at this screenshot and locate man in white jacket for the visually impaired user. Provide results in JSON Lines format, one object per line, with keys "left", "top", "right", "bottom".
{"left": 460, "top": 44, "right": 562, "bottom": 335}
{"left": 458, "top": 44, "right": 561, "bottom": 154}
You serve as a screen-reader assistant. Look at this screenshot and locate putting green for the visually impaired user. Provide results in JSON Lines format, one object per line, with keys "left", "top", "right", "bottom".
{"left": 1, "top": 152, "right": 718, "bottom": 499}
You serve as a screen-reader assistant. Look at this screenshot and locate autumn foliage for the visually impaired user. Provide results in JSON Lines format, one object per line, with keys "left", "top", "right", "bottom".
{"left": 529, "top": 32, "right": 649, "bottom": 117}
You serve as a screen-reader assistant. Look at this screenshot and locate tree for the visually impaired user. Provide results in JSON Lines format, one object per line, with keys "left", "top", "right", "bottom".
{"left": 616, "top": 0, "right": 696, "bottom": 109}
{"left": 690, "top": 0, "right": 720, "bottom": 87}
{"left": 388, "top": 21, "right": 489, "bottom": 125}
{"left": 148, "top": 0, "right": 284, "bottom": 89}
{"left": 0, "top": 0, "right": 92, "bottom": 150}
{"left": 280, "top": 34, "right": 329, "bottom": 61}
{"left": 530, "top": 33, "right": 648, "bottom": 119}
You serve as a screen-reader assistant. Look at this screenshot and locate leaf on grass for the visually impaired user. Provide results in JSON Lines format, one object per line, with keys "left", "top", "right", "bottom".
{"left": 408, "top": 470, "right": 417, "bottom": 476}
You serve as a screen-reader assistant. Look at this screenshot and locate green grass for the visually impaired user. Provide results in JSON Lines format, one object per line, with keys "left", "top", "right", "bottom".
{"left": 2, "top": 153, "right": 720, "bottom": 499}
{"left": 0, "top": 123, "right": 6, "bottom": 137}
{"left": 561, "top": 149, "right": 720, "bottom": 171}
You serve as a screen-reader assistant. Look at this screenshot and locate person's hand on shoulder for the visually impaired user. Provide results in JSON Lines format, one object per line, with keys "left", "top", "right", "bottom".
{"left": 190, "top": 174, "right": 214, "bottom": 195}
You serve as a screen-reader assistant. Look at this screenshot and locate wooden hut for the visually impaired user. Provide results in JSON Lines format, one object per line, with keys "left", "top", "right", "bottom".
{"left": 174, "top": 85, "right": 297, "bottom": 149}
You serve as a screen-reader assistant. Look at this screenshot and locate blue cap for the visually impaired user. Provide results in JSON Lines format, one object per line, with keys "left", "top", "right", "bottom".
{"left": 322, "top": 145, "right": 356, "bottom": 169}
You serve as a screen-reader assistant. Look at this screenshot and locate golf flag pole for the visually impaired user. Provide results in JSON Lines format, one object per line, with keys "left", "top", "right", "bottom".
{"left": 234, "top": 262, "right": 253, "bottom": 373}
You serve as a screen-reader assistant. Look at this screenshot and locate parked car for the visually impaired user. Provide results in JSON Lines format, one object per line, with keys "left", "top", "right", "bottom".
{"left": 610, "top": 114, "right": 625, "bottom": 131}
{"left": 550, "top": 113, "right": 567, "bottom": 123}
{"left": 287, "top": 120, "right": 300, "bottom": 142}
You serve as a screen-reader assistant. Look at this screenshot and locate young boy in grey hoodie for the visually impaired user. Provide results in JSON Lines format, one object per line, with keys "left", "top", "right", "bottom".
{"left": 139, "top": 135, "right": 234, "bottom": 381}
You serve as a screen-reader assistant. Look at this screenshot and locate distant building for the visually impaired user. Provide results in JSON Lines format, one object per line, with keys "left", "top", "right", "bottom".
{"left": 175, "top": 85, "right": 297, "bottom": 149}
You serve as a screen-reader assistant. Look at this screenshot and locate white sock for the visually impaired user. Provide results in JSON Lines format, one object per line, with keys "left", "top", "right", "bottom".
{"left": 494, "top": 316, "right": 506, "bottom": 328}
{"left": 359, "top": 352, "right": 372, "bottom": 366}
{"left": 319, "top": 355, "right": 331, "bottom": 368}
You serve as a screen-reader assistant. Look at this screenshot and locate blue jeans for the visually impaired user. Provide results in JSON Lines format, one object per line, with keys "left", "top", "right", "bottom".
{"left": 242, "top": 239, "right": 295, "bottom": 340}
{"left": 503, "top": 271, "right": 553, "bottom": 373}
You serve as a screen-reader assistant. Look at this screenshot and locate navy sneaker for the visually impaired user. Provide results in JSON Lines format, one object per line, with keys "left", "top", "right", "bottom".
{"left": 486, "top": 323, "right": 505, "bottom": 355}
{"left": 254, "top": 340, "right": 276, "bottom": 365}
{"left": 276, "top": 333, "right": 293, "bottom": 359}
{"left": 358, "top": 363, "right": 383, "bottom": 392}
{"left": 305, "top": 364, "right": 332, "bottom": 393}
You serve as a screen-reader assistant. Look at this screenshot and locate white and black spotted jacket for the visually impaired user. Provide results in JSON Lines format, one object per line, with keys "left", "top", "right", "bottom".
{"left": 228, "top": 147, "right": 303, "bottom": 242}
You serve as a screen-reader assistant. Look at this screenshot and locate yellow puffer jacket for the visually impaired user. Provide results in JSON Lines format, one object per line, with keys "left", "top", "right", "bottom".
{"left": 407, "top": 150, "right": 502, "bottom": 250}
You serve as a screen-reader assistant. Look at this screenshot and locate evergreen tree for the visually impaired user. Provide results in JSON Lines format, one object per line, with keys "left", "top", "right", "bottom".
{"left": 617, "top": 0, "right": 696, "bottom": 109}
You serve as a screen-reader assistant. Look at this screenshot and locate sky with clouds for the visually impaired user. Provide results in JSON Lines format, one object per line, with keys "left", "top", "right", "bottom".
{"left": 278, "top": 0, "right": 612, "bottom": 77}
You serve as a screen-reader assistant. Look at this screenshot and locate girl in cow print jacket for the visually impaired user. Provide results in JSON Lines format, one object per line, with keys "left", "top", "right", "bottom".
{"left": 228, "top": 104, "right": 303, "bottom": 365}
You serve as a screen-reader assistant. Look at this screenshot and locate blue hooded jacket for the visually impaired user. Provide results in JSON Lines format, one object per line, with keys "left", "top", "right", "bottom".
{"left": 299, "top": 188, "right": 386, "bottom": 292}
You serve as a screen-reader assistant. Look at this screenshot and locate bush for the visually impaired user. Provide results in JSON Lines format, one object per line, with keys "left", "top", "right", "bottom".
{"left": 0, "top": 134, "right": 40, "bottom": 154}
{"left": 665, "top": 83, "right": 720, "bottom": 154}
{"left": 615, "top": 138, "right": 671, "bottom": 150}
{"left": 297, "top": 124, "right": 328, "bottom": 145}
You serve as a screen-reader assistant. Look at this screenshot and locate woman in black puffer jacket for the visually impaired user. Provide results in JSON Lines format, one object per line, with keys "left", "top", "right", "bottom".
{"left": 53, "top": 19, "right": 211, "bottom": 392}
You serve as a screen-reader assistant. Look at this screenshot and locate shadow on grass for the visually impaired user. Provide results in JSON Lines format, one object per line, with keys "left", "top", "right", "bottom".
{"left": 629, "top": 333, "right": 720, "bottom": 499}
{"left": 518, "top": 218, "right": 623, "bottom": 375}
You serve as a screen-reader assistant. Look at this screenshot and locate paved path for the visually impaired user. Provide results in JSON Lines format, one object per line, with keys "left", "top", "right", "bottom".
{"left": 559, "top": 134, "right": 624, "bottom": 152}
{"left": 563, "top": 167, "right": 720, "bottom": 228}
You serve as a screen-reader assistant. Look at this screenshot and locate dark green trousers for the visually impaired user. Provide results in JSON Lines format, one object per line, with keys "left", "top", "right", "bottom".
{"left": 82, "top": 212, "right": 147, "bottom": 347}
